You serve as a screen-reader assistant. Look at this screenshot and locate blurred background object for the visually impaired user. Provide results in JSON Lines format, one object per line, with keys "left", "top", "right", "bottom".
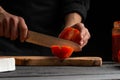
{"left": 81, "top": 0, "right": 120, "bottom": 61}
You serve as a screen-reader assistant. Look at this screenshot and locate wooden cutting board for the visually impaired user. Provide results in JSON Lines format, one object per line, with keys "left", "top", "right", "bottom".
{"left": 1, "top": 56, "right": 102, "bottom": 66}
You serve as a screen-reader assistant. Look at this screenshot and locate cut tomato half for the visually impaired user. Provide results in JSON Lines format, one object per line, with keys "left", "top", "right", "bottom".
{"left": 51, "top": 45, "right": 74, "bottom": 60}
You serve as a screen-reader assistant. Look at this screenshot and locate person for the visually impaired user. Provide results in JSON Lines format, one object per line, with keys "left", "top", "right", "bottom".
{"left": 0, "top": 0, "right": 90, "bottom": 56}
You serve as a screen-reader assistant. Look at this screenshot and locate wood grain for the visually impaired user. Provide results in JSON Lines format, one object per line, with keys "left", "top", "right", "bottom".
{"left": 1, "top": 56, "right": 102, "bottom": 66}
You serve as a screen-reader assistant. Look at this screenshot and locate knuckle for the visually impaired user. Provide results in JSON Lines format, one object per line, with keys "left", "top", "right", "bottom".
{"left": 4, "top": 17, "right": 9, "bottom": 21}
{"left": 22, "top": 27, "right": 28, "bottom": 31}
{"left": 13, "top": 16, "right": 19, "bottom": 21}
{"left": 11, "top": 16, "right": 19, "bottom": 25}
{"left": 18, "top": 16, "right": 24, "bottom": 21}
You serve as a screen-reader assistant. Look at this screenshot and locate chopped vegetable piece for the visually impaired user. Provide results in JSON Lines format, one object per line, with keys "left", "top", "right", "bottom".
{"left": 51, "top": 45, "right": 74, "bottom": 60}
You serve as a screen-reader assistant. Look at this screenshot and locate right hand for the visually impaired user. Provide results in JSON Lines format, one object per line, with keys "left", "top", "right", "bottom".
{"left": 0, "top": 6, "right": 28, "bottom": 42}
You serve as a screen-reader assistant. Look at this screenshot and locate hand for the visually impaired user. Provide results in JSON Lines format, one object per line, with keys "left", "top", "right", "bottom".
{"left": 0, "top": 6, "right": 28, "bottom": 42}
{"left": 59, "top": 23, "right": 90, "bottom": 50}
{"left": 64, "top": 12, "right": 90, "bottom": 50}
{"left": 71, "top": 23, "right": 91, "bottom": 49}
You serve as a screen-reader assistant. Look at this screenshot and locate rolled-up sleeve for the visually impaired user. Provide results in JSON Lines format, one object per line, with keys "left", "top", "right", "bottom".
{"left": 63, "top": 0, "right": 90, "bottom": 21}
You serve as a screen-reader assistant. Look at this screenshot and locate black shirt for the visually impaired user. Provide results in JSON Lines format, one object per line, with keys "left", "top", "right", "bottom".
{"left": 0, "top": 0, "right": 90, "bottom": 56}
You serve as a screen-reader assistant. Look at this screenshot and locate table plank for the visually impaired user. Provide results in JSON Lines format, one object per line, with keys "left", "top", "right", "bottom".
{"left": 1, "top": 74, "right": 120, "bottom": 80}
{"left": 0, "top": 61, "right": 120, "bottom": 80}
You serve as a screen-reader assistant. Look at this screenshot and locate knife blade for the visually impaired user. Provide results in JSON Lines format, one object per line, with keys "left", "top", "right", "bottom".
{"left": 26, "top": 31, "right": 81, "bottom": 52}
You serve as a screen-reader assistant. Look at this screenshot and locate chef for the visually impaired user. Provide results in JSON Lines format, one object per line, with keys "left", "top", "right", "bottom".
{"left": 0, "top": 0, "right": 90, "bottom": 56}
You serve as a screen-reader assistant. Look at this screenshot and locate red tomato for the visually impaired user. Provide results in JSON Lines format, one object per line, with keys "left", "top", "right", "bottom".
{"left": 59, "top": 27, "right": 74, "bottom": 40}
{"left": 51, "top": 45, "right": 74, "bottom": 60}
{"left": 59, "top": 27, "right": 81, "bottom": 44}
{"left": 71, "top": 29, "right": 81, "bottom": 44}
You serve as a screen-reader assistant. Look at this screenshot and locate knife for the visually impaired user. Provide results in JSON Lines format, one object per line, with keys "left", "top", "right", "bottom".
{"left": 26, "top": 31, "right": 81, "bottom": 52}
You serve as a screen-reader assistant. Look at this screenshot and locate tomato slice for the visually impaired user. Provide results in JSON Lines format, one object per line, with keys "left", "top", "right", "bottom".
{"left": 51, "top": 45, "right": 74, "bottom": 60}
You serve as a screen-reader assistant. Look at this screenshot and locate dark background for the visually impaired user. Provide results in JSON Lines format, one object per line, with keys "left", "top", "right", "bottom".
{"left": 82, "top": 0, "right": 120, "bottom": 61}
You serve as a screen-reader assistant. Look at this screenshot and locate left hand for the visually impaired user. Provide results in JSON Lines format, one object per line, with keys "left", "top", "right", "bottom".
{"left": 60, "top": 12, "right": 91, "bottom": 50}
{"left": 59, "top": 23, "right": 90, "bottom": 50}
{"left": 71, "top": 23, "right": 91, "bottom": 49}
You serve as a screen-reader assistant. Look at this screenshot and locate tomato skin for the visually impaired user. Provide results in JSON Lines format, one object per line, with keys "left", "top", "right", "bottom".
{"left": 59, "top": 27, "right": 73, "bottom": 40}
{"left": 51, "top": 45, "right": 74, "bottom": 60}
{"left": 71, "top": 29, "right": 81, "bottom": 44}
{"left": 59, "top": 27, "right": 81, "bottom": 44}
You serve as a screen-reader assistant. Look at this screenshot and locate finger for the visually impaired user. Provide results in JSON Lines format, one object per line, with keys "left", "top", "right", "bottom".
{"left": 3, "top": 18, "right": 10, "bottom": 38}
{"left": 10, "top": 17, "right": 19, "bottom": 40}
{"left": 80, "top": 31, "right": 90, "bottom": 48}
{"left": 79, "top": 28, "right": 86, "bottom": 45}
{"left": 0, "top": 21, "right": 3, "bottom": 36}
{"left": 83, "top": 28, "right": 90, "bottom": 39}
{"left": 18, "top": 17, "right": 28, "bottom": 42}
{"left": 81, "top": 40, "right": 88, "bottom": 49}
{"left": 72, "top": 23, "right": 86, "bottom": 39}
{"left": 80, "top": 33, "right": 90, "bottom": 48}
